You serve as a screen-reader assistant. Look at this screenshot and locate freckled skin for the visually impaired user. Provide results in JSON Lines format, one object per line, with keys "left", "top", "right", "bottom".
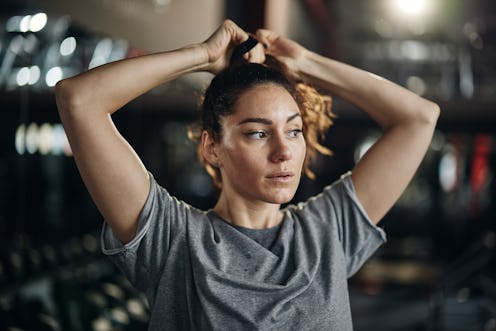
{"left": 216, "top": 84, "right": 306, "bottom": 206}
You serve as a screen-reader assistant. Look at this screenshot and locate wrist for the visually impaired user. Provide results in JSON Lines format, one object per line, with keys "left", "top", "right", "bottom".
{"left": 184, "top": 43, "right": 210, "bottom": 72}
{"left": 294, "top": 49, "right": 316, "bottom": 79}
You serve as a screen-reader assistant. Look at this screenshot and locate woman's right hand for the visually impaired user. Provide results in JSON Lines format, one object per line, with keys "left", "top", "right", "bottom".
{"left": 202, "top": 19, "right": 265, "bottom": 74}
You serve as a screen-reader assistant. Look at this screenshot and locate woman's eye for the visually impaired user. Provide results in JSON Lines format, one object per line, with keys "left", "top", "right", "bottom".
{"left": 289, "top": 129, "right": 303, "bottom": 138}
{"left": 247, "top": 131, "right": 266, "bottom": 139}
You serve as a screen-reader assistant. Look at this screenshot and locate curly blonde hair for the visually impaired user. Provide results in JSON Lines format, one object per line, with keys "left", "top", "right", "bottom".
{"left": 188, "top": 57, "right": 334, "bottom": 188}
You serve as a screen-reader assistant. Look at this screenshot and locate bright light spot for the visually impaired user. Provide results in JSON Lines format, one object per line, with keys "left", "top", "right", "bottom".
{"left": 16, "top": 123, "right": 71, "bottom": 156}
{"left": 15, "top": 124, "right": 26, "bottom": 154}
{"left": 430, "top": 131, "right": 445, "bottom": 152}
{"left": 45, "top": 67, "right": 63, "bottom": 87}
{"left": 110, "top": 308, "right": 129, "bottom": 325}
{"left": 62, "top": 131, "right": 72, "bottom": 156}
{"left": 25, "top": 123, "right": 39, "bottom": 154}
{"left": 439, "top": 146, "right": 457, "bottom": 192}
{"left": 60, "top": 37, "right": 77, "bottom": 56}
{"left": 127, "top": 299, "right": 146, "bottom": 319}
{"left": 92, "top": 316, "right": 111, "bottom": 331}
{"left": 401, "top": 40, "right": 429, "bottom": 61}
{"left": 459, "top": 48, "right": 474, "bottom": 99}
{"left": 89, "top": 38, "right": 113, "bottom": 69}
{"left": 29, "top": 66, "right": 40, "bottom": 85}
{"left": 20, "top": 15, "right": 31, "bottom": 32}
{"left": 394, "top": 0, "right": 427, "bottom": 15}
{"left": 88, "top": 56, "right": 106, "bottom": 69}
{"left": 38, "top": 123, "right": 54, "bottom": 155}
{"left": 52, "top": 124, "right": 72, "bottom": 157}
{"left": 354, "top": 135, "right": 379, "bottom": 163}
{"left": 103, "top": 283, "right": 125, "bottom": 300}
{"left": 406, "top": 76, "right": 426, "bottom": 95}
{"left": 15, "top": 66, "right": 41, "bottom": 86}
{"left": 29, "top": 13, "right": 47, "bottom": 32}
{"left": 16, "top": 67, "right": 30, "bottom": 86}
{"left": 6, "top": 16, "right": 21, "bottom": 32}
{"left": 52, "top": 124, "right": 65, "bottom": 155}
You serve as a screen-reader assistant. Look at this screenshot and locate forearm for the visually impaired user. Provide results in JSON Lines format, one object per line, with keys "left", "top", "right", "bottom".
{"left": 56, "top": 44, "right": 209, "bottom": 116}
{"left": 297, "top": 50, "right": 439, "bottom": 129}
{"left": 295, "top": 51, "right": 440, "bottom": 222}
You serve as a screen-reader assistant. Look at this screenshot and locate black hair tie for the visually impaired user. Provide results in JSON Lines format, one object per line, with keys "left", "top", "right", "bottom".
{"left": 229, "top": 36, "right": 259, "bottom": 66}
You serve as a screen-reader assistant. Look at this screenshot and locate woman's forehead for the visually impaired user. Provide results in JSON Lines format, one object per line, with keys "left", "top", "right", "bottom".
{"left": 229, "top": 84, "right": 300, "bottom": 120}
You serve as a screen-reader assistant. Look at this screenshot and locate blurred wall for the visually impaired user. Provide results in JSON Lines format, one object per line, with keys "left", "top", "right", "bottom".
{"left": 28, "top": 0, "right": 225, "bottom": 51}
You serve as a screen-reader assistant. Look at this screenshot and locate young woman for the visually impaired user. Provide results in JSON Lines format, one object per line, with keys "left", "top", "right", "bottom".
{"left": 55, "top": 20, "right": 439, "bottom": 330}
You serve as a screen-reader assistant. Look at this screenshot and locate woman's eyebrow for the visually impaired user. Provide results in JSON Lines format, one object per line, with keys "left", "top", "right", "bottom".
{"left": 237, "top": 117, "right": 272, "bottom": 126}
{"left": 237, "top": 113, "right": 301, "bottom": 126}
{"left": 286, "top": 113, "right": 301, "bottom": 123}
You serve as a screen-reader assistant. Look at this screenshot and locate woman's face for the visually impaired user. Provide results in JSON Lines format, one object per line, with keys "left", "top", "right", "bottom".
{"left": 215, "top": 83, "right": 306, "bottom": 205}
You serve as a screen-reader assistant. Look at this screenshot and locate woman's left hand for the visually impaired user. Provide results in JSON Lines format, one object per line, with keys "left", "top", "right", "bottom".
{"left": 255, "top": 29, "right": 307, "bottom": 78}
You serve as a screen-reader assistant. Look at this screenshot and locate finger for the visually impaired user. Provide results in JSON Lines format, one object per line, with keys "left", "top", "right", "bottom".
{"left": 231, "top": 36, "right": 259, "bottom": 65}
{"left": 255, "top": 29, "right": 279, "bottom": 48}
{"left": 246, "top": 43, "right": 266, "bottom": 64}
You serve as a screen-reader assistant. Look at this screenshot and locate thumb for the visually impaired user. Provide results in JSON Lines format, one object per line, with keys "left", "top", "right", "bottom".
{"left": 224, "top": 19, "right": 250, "bottom": 45}
{"left": 245, "top": 42, "right": 266, "bottom": 64}
{"left": 255, "top": 29, "right": 280, "bottom": 49}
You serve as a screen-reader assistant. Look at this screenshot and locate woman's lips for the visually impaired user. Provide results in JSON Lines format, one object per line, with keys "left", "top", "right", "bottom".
{"left": 266, "top": 171, "right": 295, "bottom": 182}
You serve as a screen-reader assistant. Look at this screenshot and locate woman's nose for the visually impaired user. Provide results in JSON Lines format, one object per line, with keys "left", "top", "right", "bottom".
{"left": 270, "top": 135, "right": 292, "bottom": 163}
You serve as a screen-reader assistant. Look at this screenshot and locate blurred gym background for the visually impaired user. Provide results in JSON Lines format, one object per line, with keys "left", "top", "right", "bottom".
{"left": 0, "top": 0, "right": 495, "bottom": 330}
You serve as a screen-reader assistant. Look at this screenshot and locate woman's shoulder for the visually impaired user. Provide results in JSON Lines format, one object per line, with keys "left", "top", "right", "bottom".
{"left": 287, "top": 171, "right": 353, "bottom": 212}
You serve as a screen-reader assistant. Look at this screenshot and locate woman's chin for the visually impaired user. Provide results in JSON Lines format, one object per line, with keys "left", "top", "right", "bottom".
{"left": 262, "top": 189, "right": 297, "bottom": 205}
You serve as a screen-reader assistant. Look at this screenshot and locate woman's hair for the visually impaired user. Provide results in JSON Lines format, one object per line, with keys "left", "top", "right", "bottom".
{"left": 188, "top": 56, "right": 334, "bottom": 188}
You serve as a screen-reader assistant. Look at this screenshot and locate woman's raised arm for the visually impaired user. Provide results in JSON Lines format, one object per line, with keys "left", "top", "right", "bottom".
{"left": 56, "top": 20, "right": 258, "bottom": 243}
{"left": 257, "top": 29, "right": 440, "bottom": 224}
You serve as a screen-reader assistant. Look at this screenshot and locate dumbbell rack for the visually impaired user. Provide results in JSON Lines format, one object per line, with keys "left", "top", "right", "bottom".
{"left": 0, "top": 232, "right": 150, "bottom": 330}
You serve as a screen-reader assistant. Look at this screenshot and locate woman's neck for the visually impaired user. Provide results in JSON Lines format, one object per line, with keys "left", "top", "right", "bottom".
{"left": 213, "top": 193, "right": 283, "bottom": 229}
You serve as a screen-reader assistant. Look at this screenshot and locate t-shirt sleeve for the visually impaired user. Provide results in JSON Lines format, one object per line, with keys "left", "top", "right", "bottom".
{"left": 302, "top": 171, "right": 387, "bottom": 277}
{"left": 100, "top": 172, "right": 188, "bottom": 294}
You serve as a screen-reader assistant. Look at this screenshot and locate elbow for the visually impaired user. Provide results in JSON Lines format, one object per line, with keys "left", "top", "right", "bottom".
{"left": 428, "top": 101, "right": 441, "bottom": 124}
{"left": 55, "top": 79, "right": 71, "bottom": 114}
{"left": 418, "top": 100, "right": 440, "bottom": 127}
{"left": 55, "top": 78, "right": 82, "bottom": 116}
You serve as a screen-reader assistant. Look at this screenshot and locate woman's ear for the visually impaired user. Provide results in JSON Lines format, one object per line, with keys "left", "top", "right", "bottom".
{"left": 201, "top": 130, "right": 220, "bottom": 168}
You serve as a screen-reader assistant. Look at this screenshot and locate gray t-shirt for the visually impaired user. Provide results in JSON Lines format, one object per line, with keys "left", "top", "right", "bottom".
{"left": 101, "top": 172, "right": 386, "bottom": 330}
